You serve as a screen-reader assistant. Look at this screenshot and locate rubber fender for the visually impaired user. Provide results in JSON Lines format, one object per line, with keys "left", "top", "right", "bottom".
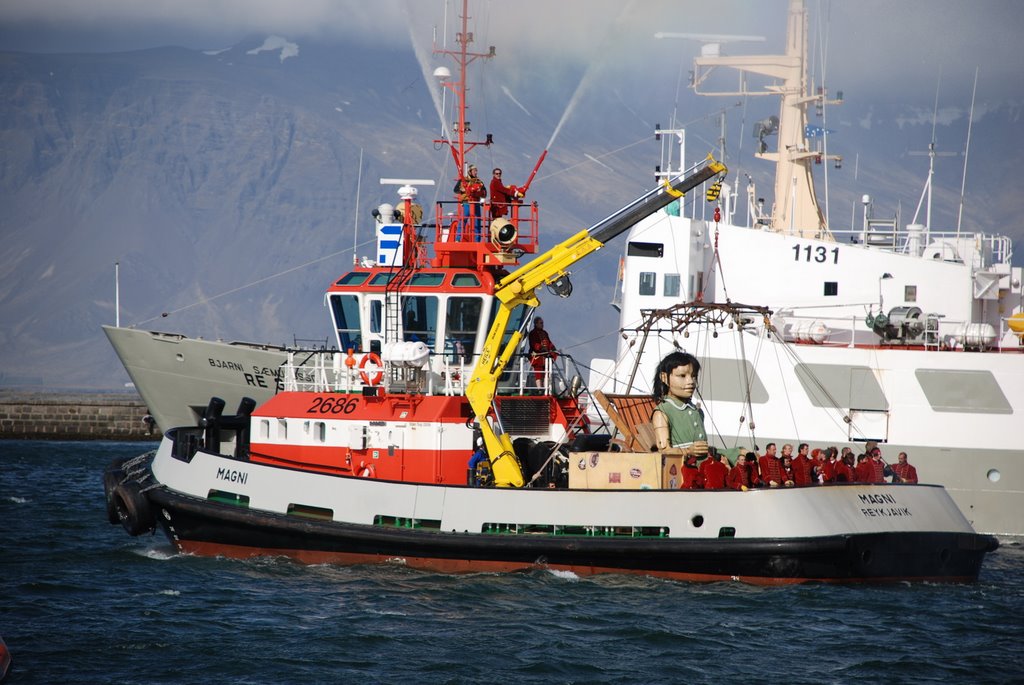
{"left": 103, "top": 468, "right": 125, "bottom": 525}
{"left": 113, "top": 481, "right": 155, "bottom": 536}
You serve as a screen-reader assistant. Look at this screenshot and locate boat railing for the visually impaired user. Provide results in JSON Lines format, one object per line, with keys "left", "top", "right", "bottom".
{"left": 828, "top": 226, "right": 1012, "bottom": 267}
{"left": 432, "top": 200, "right": 539, "bottom": 255}
{"left": 769, "top": 310, "right": 1021, "bottom": 351}
{"left": 280, "top": 350, "right": 561, "bottom": 395}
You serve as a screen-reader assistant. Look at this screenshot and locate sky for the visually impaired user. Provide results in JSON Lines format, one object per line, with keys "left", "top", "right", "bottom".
{"left": 1, "top": 0, "right": 1022, "bottom": 110}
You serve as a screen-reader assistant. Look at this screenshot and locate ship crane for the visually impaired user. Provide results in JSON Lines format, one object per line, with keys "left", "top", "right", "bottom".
{"left": 467, "top": 156, "right": 728, "bottom": 487}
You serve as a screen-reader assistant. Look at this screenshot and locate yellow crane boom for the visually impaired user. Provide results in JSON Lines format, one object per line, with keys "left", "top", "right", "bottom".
{"left": 466, "top": 156, "right": 727, "bottom": 487}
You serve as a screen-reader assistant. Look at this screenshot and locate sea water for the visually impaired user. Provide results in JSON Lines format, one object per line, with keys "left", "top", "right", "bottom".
{"left": 2, "top": 440, "right": 1021, "bottom": 684}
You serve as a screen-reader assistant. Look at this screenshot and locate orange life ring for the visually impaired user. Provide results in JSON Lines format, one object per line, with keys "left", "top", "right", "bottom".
{"left": 357, "top": 461, "right": 376, "bottom": 479}
{"left": 359, "top": 352, "right": 383, "bottom": 386}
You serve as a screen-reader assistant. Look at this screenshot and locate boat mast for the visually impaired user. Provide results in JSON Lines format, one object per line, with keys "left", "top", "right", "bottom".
{"left": 690, "top": 0, "right": 838, "bottom": 239}
{"left": 433, "top": 0, "right": 494, "bottom": 180}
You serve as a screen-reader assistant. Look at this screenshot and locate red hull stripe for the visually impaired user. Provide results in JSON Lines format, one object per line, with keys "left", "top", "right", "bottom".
{"left": 174, "top": 540, "right": 975, "bottom": 586}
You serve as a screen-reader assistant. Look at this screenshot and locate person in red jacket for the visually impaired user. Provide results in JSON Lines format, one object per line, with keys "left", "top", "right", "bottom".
{"left": 681, "top": 454, "right": 705, "bottom": 489}
{"left": 854, "top": 453, "right": 874, "bottom": 483}
{"left": 891, "top": 451, "right": 919, "bottom": 483}
{"left": 758, "top": 443, "right": 784, "bottom": 487}
{"left": 791, "top": 442, "right": 814, "bottom": 486}
{"left": 833, "top": 451, "right": 855, "bottom": 483}
{"left": 728, "top": 452, "right": 758, "bottom": 490}
{"left": 454, "top": 164, "right": 487, "bottom": 240}
{"left": 813, "top": 448, "right": 834, "bottom": 484}
{"left": 527, "top": 317, "right": 557, "bottom": 388}
{"left": 780, "top": 454, "right": 796, "bottom": 487}
{"left": 867, "top": 447, "right": 887, "bottom": 483}
{"left": 488, "top": 168, "right": 520, "bottom": 219}
{"left": 700, "top": 449, "right": 729, "bottom": 490}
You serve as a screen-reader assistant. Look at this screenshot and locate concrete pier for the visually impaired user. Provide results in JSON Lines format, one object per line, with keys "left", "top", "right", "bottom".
{"left": 0, "top": 391, "right": 160, "bottom": 441}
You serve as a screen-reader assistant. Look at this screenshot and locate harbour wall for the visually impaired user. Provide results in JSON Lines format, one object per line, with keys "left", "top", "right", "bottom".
{"left": 0, "top": 392, "right": 160, "bottom": 441}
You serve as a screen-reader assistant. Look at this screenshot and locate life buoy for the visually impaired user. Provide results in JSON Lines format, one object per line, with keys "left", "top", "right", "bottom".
{"left": 359, "top": 352, "right": 383, "bottom": 386}
{"left": 357, "top": 461, "right": 376, "bottom": 479}
{"left": 112, "top": 481, "right": 155, "bottom": 536}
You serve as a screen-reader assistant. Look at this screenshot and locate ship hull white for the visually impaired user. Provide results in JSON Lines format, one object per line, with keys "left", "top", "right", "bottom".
{"left": 104, "top": 325, "right": 292, "bottom": 431}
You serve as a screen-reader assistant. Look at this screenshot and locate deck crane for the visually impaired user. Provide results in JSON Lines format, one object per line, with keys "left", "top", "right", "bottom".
{"left": 467, "top": 155, "right": 728, "bottom": 486}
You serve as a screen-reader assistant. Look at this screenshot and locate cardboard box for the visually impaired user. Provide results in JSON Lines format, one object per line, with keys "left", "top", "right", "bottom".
{"left": 568, "top": 452, "right": 683, "bottom": 490}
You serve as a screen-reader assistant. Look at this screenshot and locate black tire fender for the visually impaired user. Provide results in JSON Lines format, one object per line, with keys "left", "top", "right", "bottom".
{"left": 103, "top": 469, "right": 125, "bottom": 525}
{"left": 112, "top": 481, "right": 154, "bottom": 536}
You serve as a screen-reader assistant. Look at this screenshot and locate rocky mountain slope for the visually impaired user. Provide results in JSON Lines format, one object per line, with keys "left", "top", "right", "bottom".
{"left": 0, "top": 36, "right": 1018, "bottom": 389}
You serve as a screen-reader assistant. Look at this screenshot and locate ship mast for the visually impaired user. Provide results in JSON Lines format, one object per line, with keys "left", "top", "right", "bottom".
{"left": 433, "top": 0, "right": 494, "bottom": 181}
{"left": 690, "top": 0, "right": 838, "bottom": 239}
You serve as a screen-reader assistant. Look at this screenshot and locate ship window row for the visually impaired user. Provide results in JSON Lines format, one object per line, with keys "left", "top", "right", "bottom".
{"left": 335, "top": 270, "right": 481, "bottom": 289}
{"left": 329, "top": 292, "right": 526, "bottom": 358}
{"left": 256, "top": 419, "right": 329, "bottom": 443}
{"left": 638, "top": 271, "right": 683, "bottom": 298}
{"left": 700, "top": 358, "right": 1012, "bottom": 414}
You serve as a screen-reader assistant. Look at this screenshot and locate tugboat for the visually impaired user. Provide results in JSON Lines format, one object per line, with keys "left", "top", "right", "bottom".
{"left": 104, "top": 0, "right": 997, "bottom": 583}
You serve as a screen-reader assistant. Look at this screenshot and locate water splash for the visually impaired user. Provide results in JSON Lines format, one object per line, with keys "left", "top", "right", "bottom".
{"left": 545, "top": 0, "right": 639, "bottom": 151}
{"left": 546, "top": 568, "right": 580, "bottom": 582}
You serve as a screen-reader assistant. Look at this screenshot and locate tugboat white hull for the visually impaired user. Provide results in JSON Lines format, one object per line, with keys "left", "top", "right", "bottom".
{"left": 106, "top": 435, "right": 998, "bottom": 584}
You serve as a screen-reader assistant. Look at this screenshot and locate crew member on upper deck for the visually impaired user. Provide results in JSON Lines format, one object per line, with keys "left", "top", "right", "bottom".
{"left": 527, "top": 317, "right": 558, "bottom": 388}
{"left": 489, "top": 167, "right": 521, "bottom": 219}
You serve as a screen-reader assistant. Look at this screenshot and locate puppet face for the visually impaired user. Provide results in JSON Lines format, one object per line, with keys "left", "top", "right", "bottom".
{"left": 660, "top": 362, "right": 697, "bottom": 402}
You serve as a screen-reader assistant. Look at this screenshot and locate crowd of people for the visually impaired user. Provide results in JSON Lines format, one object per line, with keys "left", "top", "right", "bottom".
{"left": 704, "top": 442, "right": 920, "bottom": 491}
{"left": 649, "top": 350, "right": 919, "bottom": 491}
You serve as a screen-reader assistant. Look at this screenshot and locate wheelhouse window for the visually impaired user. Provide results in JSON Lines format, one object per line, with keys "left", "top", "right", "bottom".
{"left": 409, "top": 272, "right": 445, "bottom": 287}
{"left": 664, "top": 274, "right": 681, "bottom": 298}
{"left": 627, "top": 241, "right": 664, "bottom": 258}
{"left": 335, "top": 272, "right": 370, "bottom": 286}
{"left": 824, "top": 282, "right": 838, "bottom": 296}
{"left": 639, "top": 272, "right": 657, "bottom": 296}
{"left": 445, "top": 296, "right": 483, "bottom": 363}
{"left": 401, "top": 295, "right": 438, "bottom": 347}
{"left": 329, "top": 294, "right": 362, "bottom": 352}
{"left": 369, "top": 300, "right": 382, "bottom": 334}
{"left": 452, "top": 273, "right": 481, "bottom": 287}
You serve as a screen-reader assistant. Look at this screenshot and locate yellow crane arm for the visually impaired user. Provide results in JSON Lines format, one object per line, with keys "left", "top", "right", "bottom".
{"left": 467, "top": 156, "right": 727, "bottom": 487}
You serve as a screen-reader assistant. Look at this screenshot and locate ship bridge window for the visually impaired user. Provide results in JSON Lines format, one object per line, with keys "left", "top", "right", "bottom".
{"left": 664, "top": 274, "right": 680, "bottom": 298}
{"left": 445, "top": 296, "right": 483, "bottom": 363}
{"left": 369, "top": 300, "right": 382, "bottom": 334}
{"left": 639, "top": 272, "right": 657, "bottom": 296}
{"left": 329, "top": 294, "right": 362, "bottom": 352}
{"left": 401, "top": 295, "right": 438, "bottom": 347}
{"left": 915, "top": 369, "right": 1012, "bottom": 414}
{"left": 370, "top": 273, "right": 395, "bottom": 286}
{"left": 452, "top": 273, "right": 481, "bottom": 287}
{"left": 794, "top": 364, "right": 888, "bottom": 410}
{"left": 824, "top": 282, "right": 838, "bottom": 296}
{"left": 409, "top": 273, "right": 445, "bottom": 287}
{"left": 335, "top": 272, "right": 370, "bottom": 286}
{"left": 627, "top": 241, "right": 664, "bottom": 258}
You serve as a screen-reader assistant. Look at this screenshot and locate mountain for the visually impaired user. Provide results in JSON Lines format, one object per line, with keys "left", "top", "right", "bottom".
{"left": 0, "top": 36, "right": 1020, "bottom": 389}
